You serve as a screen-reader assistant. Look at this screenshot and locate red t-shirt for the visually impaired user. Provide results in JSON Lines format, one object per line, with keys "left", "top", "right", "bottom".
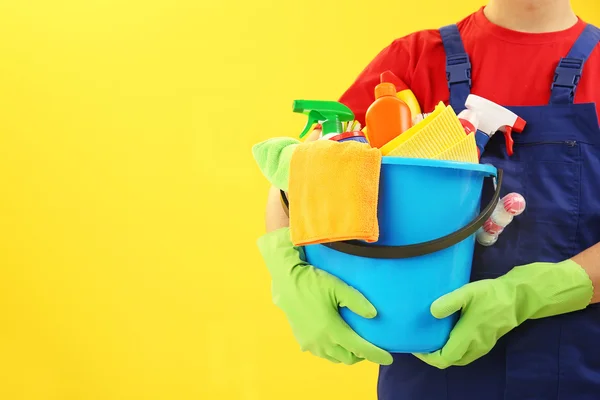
{"left": 339, "top": 7, "right": 600, "bottom": 125}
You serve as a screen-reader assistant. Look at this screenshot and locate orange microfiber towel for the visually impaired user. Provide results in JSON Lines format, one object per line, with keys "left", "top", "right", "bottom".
{"left": 288, "top": 139, "right": 382, "bottom": 246}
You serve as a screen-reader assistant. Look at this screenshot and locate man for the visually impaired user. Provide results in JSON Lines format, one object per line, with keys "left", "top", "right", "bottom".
{"left": 257, "top": 0, "right": 600, "bottom": 398}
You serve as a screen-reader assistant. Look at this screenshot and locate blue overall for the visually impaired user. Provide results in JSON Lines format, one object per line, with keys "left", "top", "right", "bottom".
{"left": 378, "top": 24, "right": 600, "bottom": 400}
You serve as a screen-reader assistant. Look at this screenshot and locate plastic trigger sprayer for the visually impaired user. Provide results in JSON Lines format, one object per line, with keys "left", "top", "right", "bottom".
{"left": 293, "top": 100, "right": 355, "bottom": 139}
{"left": 463, "top": 95, "right": 527, "bottom": 157}
{"left": 476, "top": 193, "right": 526, "bottom": 246}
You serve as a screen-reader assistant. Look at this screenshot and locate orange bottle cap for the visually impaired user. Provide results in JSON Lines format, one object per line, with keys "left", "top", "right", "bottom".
{"left": 374, "top": 82, "right": 396, "bottom": 98}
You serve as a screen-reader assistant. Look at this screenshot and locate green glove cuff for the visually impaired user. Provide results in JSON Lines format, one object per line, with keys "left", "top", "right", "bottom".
{"left": 252, "top": 138, "right": 299, "bottom": 192}
{"left": 501, "top": 259, "right": 593, "bottom": 322}
{"left": 256, "top": 227, "right": 307, "bottom": 279}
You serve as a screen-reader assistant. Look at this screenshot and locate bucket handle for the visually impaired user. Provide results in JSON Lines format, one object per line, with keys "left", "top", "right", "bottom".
{"left": 280, "top": 168, "right": 503, "bottom": 259}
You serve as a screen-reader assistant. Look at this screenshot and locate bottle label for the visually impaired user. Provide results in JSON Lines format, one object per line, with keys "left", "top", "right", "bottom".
{"left": 459, "top": 118, "right": 476, "bottom": 135}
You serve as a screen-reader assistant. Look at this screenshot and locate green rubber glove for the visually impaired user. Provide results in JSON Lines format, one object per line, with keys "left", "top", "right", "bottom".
{"left": 257, "top": 227, "right": 393, "bottom": 365}
{"left": 415, "top": 260, "right": 593, "bottom": 369}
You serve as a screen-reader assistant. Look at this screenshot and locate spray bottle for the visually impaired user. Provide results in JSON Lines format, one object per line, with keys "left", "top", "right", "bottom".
{"left": 293, "top": 100, "right": 357, "bottom": 141}
{"left": 464, "top": 95, "right": 527, "bottom": 157}
{"left": 457, "top": 109, "right": 482, "bottom": 157}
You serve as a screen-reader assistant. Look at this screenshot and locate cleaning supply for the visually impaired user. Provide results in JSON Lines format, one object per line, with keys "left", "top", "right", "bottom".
{"left": 457, "top": 109, "right": 485, "bottom": 158}
{"left": 328, "top": 131, "right": 369, "bottom": 144}
{"left": 303, "top": 158, "right": 501, "bottom": 352}
{"left": 415, "top": 259, "right": 593, "bottom": 369}
{"left": 251, "top": 137, "right": 300, "bottom": 191}
{"left": 320, "top": 121, "right": 367, "bottom": 143}
{"left": 381, "top": 103, "right": 447, "bottom": 155}
{"left": 457, "top": 109, "right": 479, "bottom": 135}
{"left": 287, "top": 139, "right": 382, "bottom": 246}
{"left": 293, "top": 100, "right": 355, "bottom": 139}
{"left": 477, "top": 193, "right": 526, "bottom": 246}
{"left": 380, "top": 70, "right": 422, "bottom": 118}
{"left": 382, "top": 103, "right": 476, "bottom": 161}
{"left": 464, "top": 94, "right": 527, "bottom": 156}
{"left": 256, "top": 227, "right": 393, "bottom": 366}
{"left": 365, "top": 83, "right": 412, "bottom": 148}
{"left": 432, "top": 133, "right": 479, "bottom": 163}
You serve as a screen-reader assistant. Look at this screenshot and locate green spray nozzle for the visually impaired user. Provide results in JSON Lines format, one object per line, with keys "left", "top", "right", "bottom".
{"left": 292, "top": 100, "right": 355, "bottom": 138}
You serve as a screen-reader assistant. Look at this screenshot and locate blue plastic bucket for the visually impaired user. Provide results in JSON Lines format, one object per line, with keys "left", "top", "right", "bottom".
{"left": 302, "top": 157, "right": 501, "bottom": 353}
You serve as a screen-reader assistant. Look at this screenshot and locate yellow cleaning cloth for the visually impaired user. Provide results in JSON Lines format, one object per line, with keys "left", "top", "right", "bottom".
{"left": 380, "top": 102, "right": 447, "bottom": 155}
{"left": 288, "top": 140, "right": 382, "bottom": 246}
{"left": 383, "top": 104, "right": 468, "bottom": 159}
{"left": 433, "top": 132, "right": 479, "bottom": 163}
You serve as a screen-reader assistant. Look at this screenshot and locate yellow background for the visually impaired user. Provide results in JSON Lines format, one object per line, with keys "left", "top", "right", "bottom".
{"left": 0, "top": 1, "right": 597, "bottom": 399}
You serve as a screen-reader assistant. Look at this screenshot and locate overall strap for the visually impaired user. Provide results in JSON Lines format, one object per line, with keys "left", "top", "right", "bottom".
{"left": 550, "top": 24, "right": 600, "bottom": 105}
{"left": 440, "top": 24, "right": 471, "bottom": 112}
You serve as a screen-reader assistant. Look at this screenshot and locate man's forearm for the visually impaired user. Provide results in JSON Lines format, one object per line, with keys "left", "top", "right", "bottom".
{"left": 264, "top": 128, "right": 321, "bottom": 233}
{"left": 571, "top": 242, "right": 600, "bottom": 303}
{"left": 265, "top": 185, "right": 289, "bottom": 233}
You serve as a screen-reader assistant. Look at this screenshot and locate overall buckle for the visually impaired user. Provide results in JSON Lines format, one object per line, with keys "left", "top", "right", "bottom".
{"left": 551, "top": 57, "right": 584, "bottom": 97}
{"left": 446, "top": 54, "right": 472, "bottom": 88}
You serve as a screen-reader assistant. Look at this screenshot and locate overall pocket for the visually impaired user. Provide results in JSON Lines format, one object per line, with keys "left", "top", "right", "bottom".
{"left": 513, "top": 139, "right": 581, "bottom": 264}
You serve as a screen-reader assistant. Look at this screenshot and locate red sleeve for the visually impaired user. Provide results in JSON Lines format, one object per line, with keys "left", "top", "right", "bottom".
{"left": 338, "top": 36, "right": 415, "bottom": 126}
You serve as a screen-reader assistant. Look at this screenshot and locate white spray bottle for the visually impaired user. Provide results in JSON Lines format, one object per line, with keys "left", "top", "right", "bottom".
{"left": 464, "top": 95, "right": 527, "bottom": 156}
